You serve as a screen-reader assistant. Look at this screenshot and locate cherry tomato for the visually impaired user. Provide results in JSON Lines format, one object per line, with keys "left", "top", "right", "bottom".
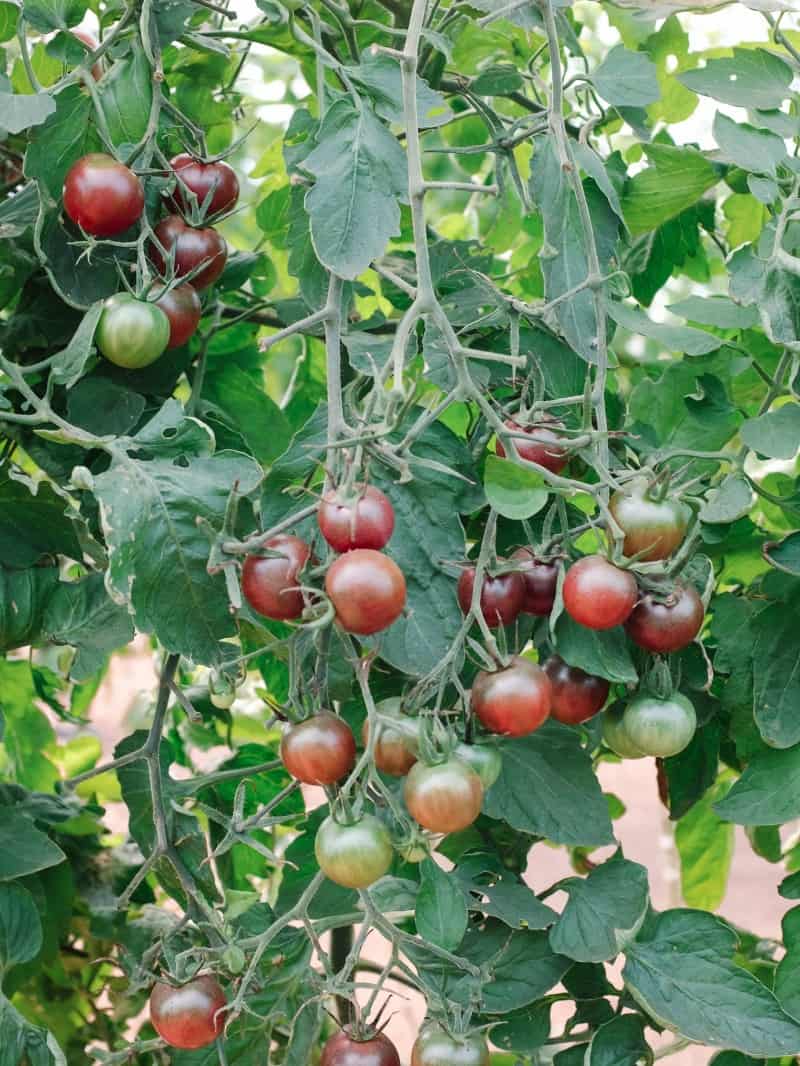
{"left": 404, "top": 757, "right": 483, "bottom": 834}
{"left": 169, "top": 154, "right": 240, "bottom": 218}
{"left": 150, "top": 976, "right": 226, "bottom": 1050}
{"left": 454, "top": 741, "right": 502, "bottom": 789}
{"left": 150, "top": 214, "right": 228, "bottom": 291}
{"left": 562, "top": 555, "right": 638, "bottom": 630}
{"left": 457, "top": 566, "right": 525, "bottom": 628}
{"left": 321, "top": 1028, "right": 401, "bottom": 1066}
{"left": 63, "top": 153, "right": 144, "bottom": 237}
{"left": 471, "top": 656, "right": 551, "bottom": 737}
{"left": 281, "top": 713, "right": 356, "bottom": 785}
{"left": 154, "top": 283, "right": 202, "bottom": 349}
{"left": 318, "top": 484, "right": 395, "bottom": 553}
{"left": 625, "top": 583, "right": 704, "bottom": 654}
{"left": 96, "top": 293, "right": 170, "bottom": 369}
{"left": 496, "top": 414, "right": 568, "bottom": 474}
{"left": 241, "top": 535, "right": 311, "bottom": 621}
{"left": 315, "top": 813, "right": 393, "bottom": 888}
{"left": 609, "top": 482, "right": 690, "bottom": 562}
{"left": 621, "top": 692, "right": 696, "bottom": 758}
{"left": 70, "top": 30, "right": 103, "bottom": 80}
{"left": 544, "top": 655, "right": 610, "bottom": 725}
{"left": 363, "top": 704, "right": 418, "bottom": 776}
{"left": 601, "top": 703, "right": 645, "bottom": 760}
{"left": 411, "top": 1024, "right": 490, "bottom": 1066}
{"left": 512, "top": 548, "right": 558, "bottom": 616}
{"left": 325, "top": 549, "right": 406, "bottom": 635}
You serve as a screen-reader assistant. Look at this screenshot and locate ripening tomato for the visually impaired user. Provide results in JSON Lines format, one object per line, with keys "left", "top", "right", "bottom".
{"left": 315, "top": 813, "right": 393, "bottom": 888}
{"left": 321, "top": 1028, "right": 401, "bottom": 1066}
{"left": 512, "top": 548, "right": 558, "bottom": 616}
{"left": 544, "top": 655, "right": 610, "bottom": 725}
{"left": 150, "top": 976, "right": 226, "bottom": 1050}
{"left": 454, "top": 741, "right": 502, "bottom": 789}
{"left": 471, "top": 656, "right": 551, "bottom": 737}
{"left": 411, "top": 1024, "right": 490, "bottom": 1066}
{"left": 63, "top": 153, "right": 144, "bottom": 237}
{"left": 363, "top": 703, "right": 419, "bottom": 776}
{"left": 601, "top": 703, "right": 646, "bottom": 759}
{"left": 609, "top": 482, "right": 690, "bottom": 562}
{"left": 281, "top": 713, "right": 356, "bottom": 785}
{"left": 169, "top": 154, "right": 240, "bottom": 217}
{"left": 563, "top": 555, "right": 638, "bottom": 630}
{"left": 70, "top": 29, "right": 103, "bottom": 80}
{"left": 457, "top": 566, "right": 525, "bottom": 628}
{"left": 325, "top": 549, "right": 406, "bottom": 635}
{"left": 154, "top": 283, "right": 202, "bottom": 349}
{"left": 241, "top": 535, "right": 311, "bottom": 621}
{"left": 496, "top": 414, "right": 569, "bottom": 474}
{"left": 318, "top": 484, "right": 395, "bottom": 553}
{"left": 96, "top": 293, "right": 170, "bottom": 369}
{"left": 625, "top": 583, "right": 704, "bottom": 654}
{"left": 404, "top": 758, "right": 483, "bottom": 834}
{"left": 621, "top": 693, "right": 696, "bottom": 758}
{"left": 150, "top": 214, "right": 228, "bottom": 290}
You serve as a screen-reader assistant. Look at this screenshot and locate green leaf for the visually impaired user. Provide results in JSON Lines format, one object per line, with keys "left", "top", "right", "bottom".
{"left": 701, "top": 475, "right": 753, "bottom": 524}
{"left": 0, "top": 809, "right": 65, "bottom": 881}
{"left": 775, "top": 908, "right": 800, "bottom": 1022}
{"left": 303, "top": 99, "right": 407, "bottom": 279}
{"left": 0, "top": 566, "right": 59, "bottom": 653}
{"left": 729, "top": 246, "right": 800, "bottom": 346}
{"left": 675, "top": 774, "right": 734, "bottom": 910}
{"left": 715, "top": 745, "right": 800, "bottom": 826}
{"left": 0, "top": 2, "right": 20, "bottom": 43}
{"left": 553, "top": 614, "right": 637, "bottom": 684}
{"left": 740, "top": 404, "right": 800, "bottom": 460}
{"left": 609, "top": 300, "right": 721, "bottom": 356}
{"left": 747, "top": 601, "right": 800, "bottom": 749}
{"left": 23, "top": 84, "right": 101, "bottom": 201}
{"left": 0, "top": 91, "right": 55, "bottom": 134}
{"left": 484, "top": 454, "right": 548, "bottom": 520}
{"left": 347, "top": 50, "right": 450, "bottom": 128}
{"left": 0, "top": 883, "right": 42, "bottom": 973}
{"left": 489, "top": 1002, "right": 551, "bottom": 1054}
{"left": 204, "top": 364, "right": 292, "bottom": 465}
{"left": 592, "top": 45, "right": 660, "bottom": 107}
{"left": 763, "top": 531, "right": 800, "bottom": 576}
{"left": 668, "top": 295, "right": 759, "bottom": 330}
{"left": 478, "top": 878, "right": 556, "bottom": 930}
{"left": 472, "top": 64, "right": 523, "bottom": 95}
{"left": 416, "top": 858, "right": 468, "bottom": 951}
{"left": 663, "top": 720, "right": 721, "bottom": 820}
{"left": 49, "top": 301, "right": 103, "bottom": 388}
{"left": 97, "top": 41, "right": 153, "bottom": 147}
{"left": 679, "top": 48, "right": 793, "bottom": 110}
{"left": 622, "top": 143, "right": 718, "bottom": 236}
{"left": 35, "top": 208, "right": 121, "bottom": 310}
{"left": 713, "top": 113, "right": 787, "bottom": 179}
{"left": 549, "top": 854, "right": 649, "bottom": 963}
{"left": 0, "top": 468, "right": 82, "bottom": 567}
{"left": 20, "top": 0, "right": 85, "bottom": 31}
{"left": 65, "top": 376, "right": 146, "bottom": 437}
{"left": 42, "top": 573, "right": 134, "bottom": 681}
{"left": 483, "top": 721, "right": 614, "bottom": 847}
{"left": 0, "top": 660, "right": 58, "bottom": 791}
{"left": 586, "top": 1015, "right": 650, "bottom": 1066}
{"left": 572, "top": 143, "right": 625, "bottom": 225}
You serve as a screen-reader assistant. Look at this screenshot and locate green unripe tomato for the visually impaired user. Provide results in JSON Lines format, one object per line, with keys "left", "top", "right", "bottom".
{"left": 314, "top": 813, "right": 393, "bottom": 889}
{"left": 621, "top": 692, "right": 697, "bottom": 758}
{"left": 602, "top": 703, "right": 646, "bottom": 760}
{"left": 96, "top": 293, "right": 170, "bottom": 369}
{"left": 454, "top": 741, "right": 502, "bottom": 789}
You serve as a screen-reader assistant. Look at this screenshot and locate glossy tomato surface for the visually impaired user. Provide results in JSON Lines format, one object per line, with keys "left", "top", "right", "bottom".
{"left": 318, "top": 484, "right": 395, "bottom": 553}
{"left": 472, "top": 656, "right": 551, "bottom": 737}
{"left": 150, "top": 976, "right": 226, "bottom": 1050}
{"left": 544, "top": 655, "right": 610, "bottom": 725}
{"left": 96, "top": 293, "right": 170, "bottom": 369}
{"left": 169, "top": 154, "right": 240, "bottom": 217}
{"left": 609, "top": 483, "right": 690, "bottom": 562}
{"left": 150, "top": 215, "right": 228, "bottom": 290}
{"left": 241, "top": 535, "right": 311, "bottom": 621}
{"left": 562, "top": 555, "right": 638, "bottom": 630}
{"left": 404, "top": 758, "right": 483, "bottom": 834}
{"left": 363, "top": 711, "right": 418, "bottom": 776}
{"left": 314, "top": 814, "right": 393, "bottom": 888}
{"left": 280, "top": 713, "right": 356, "bottom": 785}
{"left": 512, "top": 548, "right": 558, "bottom": 616}
{"left": 63, "top": 153, "right": 144, "bottom": 237}
{"left": 321, "top": 1029, "right": 401, "bottom": 1066}
{"left": 325, "top": 549, "right": 406, "bottom": 635}
{"left": 411, "top": 1024, "right": 489, "bottom": 1066}
{"left": 457, "top": 566, "right": 525, "bottom": 627}
{"left": 625, "top": 583, "right": 704, "bottom": 653}
{"left": 622, "top": 692, "right": 696, "bottom": 758}
{"left": 154, "top": 283, "right": 202, "bottom": 348}
{"left": 601, "top": 703, "right": 646, "bottom": 759}
{"left": 496, "top": 415, "right": 568, "bottom": 473}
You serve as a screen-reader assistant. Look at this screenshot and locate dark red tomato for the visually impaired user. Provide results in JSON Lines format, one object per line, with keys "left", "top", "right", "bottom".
{"left": 471, "top": 656, "right": 551, "bottom": 737}
{"left": 496, "top": 414, "right": 568, "bottom": 474}
{"left": 543, "top": 655, "right": 610, "bottom": 725}
{"left": 154, "top": 283, "right": 202, "bottom": 349}
{"left": 457, "top": 566, "right": 525, "bottom": 628}
{"left": 411, "top": 1024, "right": 489, "bottom": 1066}
{"left": 562, "top": 555, "right": 638, "bottom": 630}
{"left": 609, "top": 483, "right": 690, "bottom": 562}
{"left": 315, "top": 813, "right": 393, "bottom": 888}
{"left": 63, "top": 153, "right": 144, "bottom": 237}
{"left": 512, "top": 548, "right": 558, "bottom": 615}
{"left": 404, "top": 758, "right": 483, "bottom": 834}
{"left": 318, "top": 484, "right": 395, "bottom": 553}
{"left": 150, "top": 976, "right": 226, "bottom": 1050}
{"left": 241, "top": 535, "right": 311, "bottom": 621}
{"left": 325, "top": 549, "right": 406, "bottom": 636}
{"left": 363, "top": 714, "right": 418, "bottom": 776}
{"left": 280, "top": 713, "right": 356, "bottom": 785}
{"left": 70, "top": 29, "right": 103, "bottom": 80}
{"left": 169, "top": 154, "right": 240, "bottom": 217}
{"left": 625, "top": 583, "right": 704, "bottom": 653}
{"left": 150, "top": 215, "right": 228, "bottom": 290}
{"left": 322, "top": 1029, "right": 401, "bottom": 1066}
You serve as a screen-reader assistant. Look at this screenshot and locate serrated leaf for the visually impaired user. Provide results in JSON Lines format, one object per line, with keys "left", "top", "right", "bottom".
{"left": 586, "top": 1014, "right": 650, "bottom": 1066}
{"left": 347, "top": 50, "right": 450, "bottom": 128}
{"left": 42, "top": 573, "right": 134, "bottom": 681}
{"left": 49, "top": 301, "right": 103, "bottom": 388}
{"left": 763, "top": 531, "right": 800, "bottom": 575}
{"left": 0, "top": 91, "right": 55, "bottom": 134}
{"left": 679, "top": 48, "right": 793, "bottom": 110}
{"left": 713, "top": 113, "right": 787, "bottom": 179}
{"left": 623, "top": 143, "right": 718, "bottom": 236}
{"left": 97, "top": 41, "right": 152, "bottom": 147}
{"left": 592, "top": 45, "right": 660, "bottom": 107}
{"left": 0, "top": 468, "right": 82, "bottom": 567}
{"left": 416, "top": 858, "right": 467, "bottom": 951}
{"left": 553, "top": 614, "right": 637, "bottom": 684}
{"left": 701, "top": 475, "right": 753, "bottom": 524}
{"left": 668, "top": 295, "right": 758, "bottom": 330}
{"left": 20, "top": 0, "right": 85, "bottom": 31}
{"left": 740, "top": 404, "right": 800, "bottom": 460}
{"left": 23, "top": 84, "right": 101, "bottom": 200}
{"left": 0, "top": 883, "right": 42, "bottom": 971}
{"left": 484, "top": 454, "right": 548, "bottom": 520}
{"left": 609, "top": 300, "right": 721, "bottom": 355}
{"left": 675, "top": 775, "right": 734, "bottom": 909}
{"left": 0, "top": 809, "right": 65, "bottom": 881}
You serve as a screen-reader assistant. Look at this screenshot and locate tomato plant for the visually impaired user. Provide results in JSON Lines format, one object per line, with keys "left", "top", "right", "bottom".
{"left": 281, "top": 713, "right": 357, "bottom": 785}
{"left": 154, "top": 282, "right": 203, "bottom": 349}
{"left": 149, "top": 977, "right": 226, "bottom": 1050}
{"left": 62, "top": 153, "right": 144, "bottom": 236}
{"left": 511, "top": 548, "right": 558, "bottom": 616}
{"left": 562, "top": 555, "right": 639, "bottom": 630}
{"left": 471, "top": 656, "right": 551, "bottom": 736}
{"left": 495, "top": 415, "right": 569, "bottom": 473}
{"left": 318, "top": 484, "right": 396, "bottom": 552}
{"left": 544, "top": 655, "right": 610, "bottom": 725}
{"left": 404, "top": 758, "right": 484, "bottom": 833}
{"left": 168, "top": 154, "right": 241, "bottom": 219}
{"left": 321, "top": 1028, "right": 401, "bottom": 1066}
{"left": 150, "top": 214, "right": 228, "bottom": 290}
{"left": 325, "top": 548, "right": 406, "bottom": 635}
{"left": 621, "top": 693, "right": 697, "bottom": 759}
{"left": 625, "top": 583, "right": 705, "bottom": 653}
{"left": 456, "top": 565, "right": 525, "bottom": 627}
{"left": 609, "top": 481, "right": 691, "bottom": 562}
{"left": 95, "top": 292, "right": 171, "bottom": 369}
{"left": 315, "top": 814, "right": 394, "bottom": 888}
{"left": 411, "top": 1024, "right": 489, "bottom": 1066}
{"left": 242, "top": 534, "right": 312, "bottom": 621}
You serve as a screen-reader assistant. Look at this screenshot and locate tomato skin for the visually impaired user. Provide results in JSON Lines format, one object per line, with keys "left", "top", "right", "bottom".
{"left": 63, "top": 153, "right": 144, "bottom": 237}
{"left": 602, "top": 703, "right": 646, "bottom": 759}
{"left": 154, "top": 283, "right": 202, "bottom": 349}
{"left": 625, "top": 584, "right": 704, "bottom": 653}
{"left": 321, "top": 1029, "right": 401, "bottom": 1066}
{"left": 315, "top": 814, "right": 393, "bottom": 889}
{"left": 472, "top": 656, "right": 551, "bottom": 737}
{"left": 325, "top": 549, "right": 406, "bottom": 635}
{"left": 404, "top": 758, "right": 483, "bottom": 834}
{"left": 496, "top": 415, "right": 568, "bottom": 474}
{"left": 318, "top": 484, "right": 395, "bottom": 553}
{"left": 169, "top": 154, "right": 240, "bottom": 218}
{"left": 609, "top": 484, "right": 690, "bottom": 562}
{"left": 454, "top": 742, "right": 502, "bottom": 789}
{"left": 281, "top": 713, "right": 356, "bottom": 785}
{"left": 70, "top": 30, "right": 103, "bottom": 80}
{"left": 457, "top": 566, "right": 525, "bottom": 628}
{"left": 411, "top": 1024, "right": 490, "bottom": 1066}
{"left": 363, "top": 709, "right": 418, "bottom": 776}
{"left": 563, "top": 556, "right": 638, "bottom": 630}
{"left": 512, "top": 548, "right": 558, "bottom": 616}
{"left": 544, "top": 655, "right": 610, "bottom": 725}
{"left": 150, "top": 214, "right": 228, "bottom": 290}
{"left": 241, "top": 535, "right": 311, "bottom": 621}
{"left": 96, "top": 293, "right": 170, "bottom": 369}
{"left": 150, "top": 976, "right": 226, "bottom": 1050}
{"left": 622, "top": 693, "right": 697, "bottom": 758}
